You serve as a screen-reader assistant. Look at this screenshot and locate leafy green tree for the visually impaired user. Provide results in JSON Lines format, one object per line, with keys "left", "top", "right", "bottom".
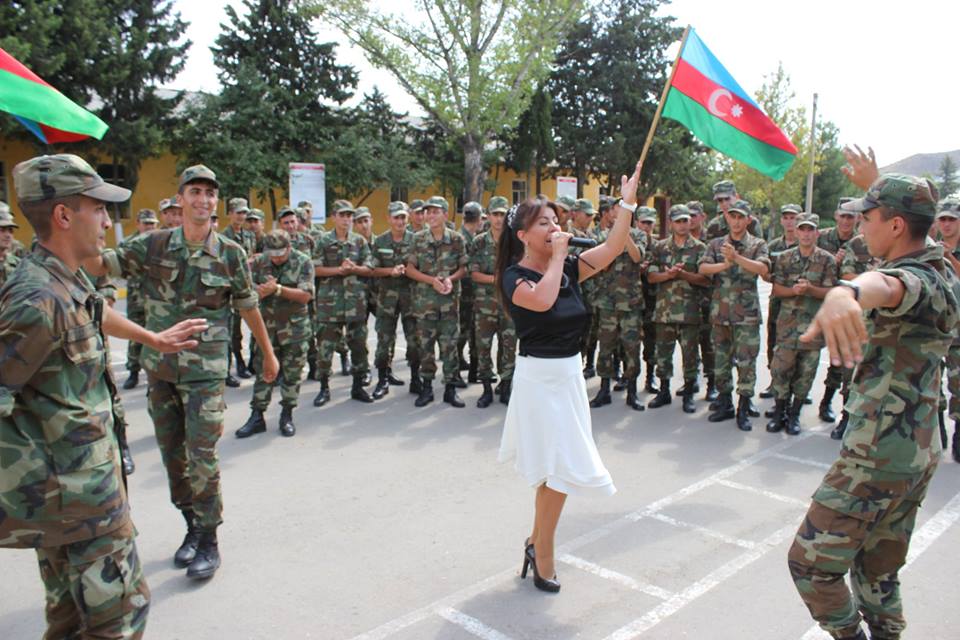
{"left": 305, "top": 0, "right": 585, "bottom": 203}
{"left": 502, "top": 83, "right": 555, "bottom": 196}
{"left": 809, "top": 121, "right": 848, "bottom": 224}
{"left": 938, "top": 155, "right": 959, "bottom": 198}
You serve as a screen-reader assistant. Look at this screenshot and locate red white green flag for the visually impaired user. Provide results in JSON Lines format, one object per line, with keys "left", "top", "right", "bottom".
{"left": 662, "top": 29, "right": 797, "bottom": 180}
{"left": 0, "top": 47, "right": 108, "bottom": 144}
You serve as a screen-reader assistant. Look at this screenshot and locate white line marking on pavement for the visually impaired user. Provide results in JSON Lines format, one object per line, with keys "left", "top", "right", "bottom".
{"left": 645, "top": 512, "right": 756, "bottom": 550}
{"left": 798, "top": 488, "right": 960, "bottom": 640}
{"left": 602, "top": 520, "right": 803, "bottom": 640}
{"left": 437, "top": 608, "right": 514, "bottom": 640}
{"left": 772, "top": 453, "right": 833, "bottom": 470}
{"left": 559, "top": 554, "right": 674, "bottom": 601}
{"left": 716, "top": 479, "right": 811, "bottom": 508}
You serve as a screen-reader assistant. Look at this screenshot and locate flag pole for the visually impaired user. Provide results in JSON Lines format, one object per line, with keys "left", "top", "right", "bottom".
{"left": 636, "top": 25, "right": 691, "bottom": 174}
{"left": 804, "top": 93, "right": 818, "bottom": 212}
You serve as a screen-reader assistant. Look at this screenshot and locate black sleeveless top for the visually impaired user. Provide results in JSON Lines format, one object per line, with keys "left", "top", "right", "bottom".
{"left": 501, "top": 256, "right": 591, "bottom": 358}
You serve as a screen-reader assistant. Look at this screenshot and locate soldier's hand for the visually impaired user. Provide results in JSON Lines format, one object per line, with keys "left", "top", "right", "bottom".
{"left": 720, "top": 242, "right": 738, "bottom": 263}
{"left": 841, "top": 145, "right": 879, "bottom": 191}
{"left": 800, "top": 286, "right": 868, "bottom": 368}
{"left": 793, "top": 279, "right": 810, "bottom": 296}
{"left": 835, "top": 249, "right": 846, "bottom": 264}
{"left": 432, "top": 276, "right": 447, "bottom": 294}
{"left": 391, "top": 265, "right": 404, "bottom": 277}
{"left": 261, "top": 352, "right": 280, "bottom": 383}
{"left": 441, "top": 277, "right": 454, "bottom": 295}
{"left": 150, "top": 318, "right": 209, "bottom": 353}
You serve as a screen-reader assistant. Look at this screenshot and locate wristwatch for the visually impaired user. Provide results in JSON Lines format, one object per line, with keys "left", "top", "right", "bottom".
{"left": 618, "top": 199, "right": 637, "bottom": 213}
{"left": 836, "top": 279, "right": 860, "bottom": 301}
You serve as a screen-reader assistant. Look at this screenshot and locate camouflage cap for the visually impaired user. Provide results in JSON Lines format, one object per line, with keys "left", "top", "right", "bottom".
{"left": 410, "top": 199, "right": 425, "bottom": 212}
{"left": 262, "top": 230, "right": 291, "bottom": 257}
{"left": 462, "top": 201, "right": 483, "bottom": 219}
{"left": 13, "top": 154, "right": 131, "bottom": 203}
{"left": 669, "top": 204, "right": 691, "bottom": 221}
{"left": 840, "top": 173, "right": 939, "bottom": 218}
{"left": 296, "top": 200, "right": 312, "bottom": 209}
{"left": 0, "top": 200, "right": 9, "bottom": 215}
{"left": 388, "top": 201, "right": 409, "bottom": 217}
{"left": 936, "top": 197, "right": 960, "bottom": 219}
{"left": 0, "top": 210, "right": 19, "bottom": 228}
{"left": 331, "top": 199, "right": 356, "bottom": 215}
{"left": 294, "top": 206, "right": 310, "bottom": 223}
{"left": 159, "top": 197, "right": 181, "bottom": 211}
{"left": 353, "top": 206, "right": 372, "bottom": 221}
{"left": 277, "top": 205, "right": 297, "bottom": 219}
{"left": 424, "top": 196, "right": 449, "bottom": 212}
{"left": 834, "top": 196, "right": 858, "bottom": 215}
{"left": 637, "top": 206, "right": 658, "bottom": 223}
{"left": 227, "top": 197, "right": 249, "bottom": 213}
{"left": 178, "top": 164, "right": 219, "bottom": 189}
{"left": 796, "top": 212, "right": 820, "bottom": 228}
{"left": 137, "top": 208, "right": 159, "bottom": 224}
{"left": 488, "top": 196, "right": 509, "bottom": 213}
{"left": 573, "top": 198, "right": 595, "bottom": 215}
{"left": 712, "top": 179, "right": 736, "bottom": 198}
{"left": 728, "top": 199, "right": 752, "bottom": 216}
{"left": 247, "top": 208, "right": 265, "bottom": 221}
{"left": 685, "top": 200, "right": 704, "bottom": 214}
{"left": 555, "top": 195, "right": 576, "bottom": 211}
{"left": 779, "top": 203, "right": 802, "bottom": 215}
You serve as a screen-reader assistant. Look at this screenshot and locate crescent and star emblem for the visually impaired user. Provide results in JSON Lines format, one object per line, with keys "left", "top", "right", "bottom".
{"left": 707, "top": 88, "right": 732, "bottom": 117}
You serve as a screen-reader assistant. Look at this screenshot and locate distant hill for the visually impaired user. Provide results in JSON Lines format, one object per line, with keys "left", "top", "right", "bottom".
{"left": 880, "top": 150, "right": 960, "bottom": 177}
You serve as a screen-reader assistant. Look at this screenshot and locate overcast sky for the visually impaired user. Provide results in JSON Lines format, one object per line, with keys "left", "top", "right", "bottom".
{"left": 171, "top": 0, "right": 960, "bottom": 169}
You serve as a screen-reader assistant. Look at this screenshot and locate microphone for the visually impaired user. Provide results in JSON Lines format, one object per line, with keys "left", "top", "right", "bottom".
{"left": 568, "top": 237, "right": 597, "bottom": 249}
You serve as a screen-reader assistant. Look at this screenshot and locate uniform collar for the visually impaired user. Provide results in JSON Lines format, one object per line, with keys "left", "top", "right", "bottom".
{"left": 32, "top": 245, "right": 95, "bottom": 305}
{"left": 882, "top": 243, "right": 944, "bottom": 268}
{"left": 169, "top": 226, "right": 221, "bottom": 257}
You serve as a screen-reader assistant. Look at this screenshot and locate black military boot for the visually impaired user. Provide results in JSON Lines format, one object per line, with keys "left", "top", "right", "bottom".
{"left": 174, "top": 510, "right": 200, "bottom": 568}
{"left": 589, "top": 378, "right": 612, "bottom": 408}
{"left": 830, "top": 410, "right": 849, "bottom": 440}
{"left": 648, "top": 379, "right": 672, "bottom": 409}
{"left": 708, "top": 392, "right": 735, "bottom": 422}
{"left": 676, "top": 376, "right": 700, "bottom": 396}
{"left": 409, "top": 362, "right": 422, "bottom": 394}
{"left": 681, "top": 380, "right": 696, "bottom": 414}
{"left": 236, "top": 409, "right": 266, "bottom": 438}
{"left": 613, "top": 362, "right": 626, "bottom": 392}
{"left": 387, "top": 367, "right": 404, "bottom": 385}
{"left": 758, "top": 383, "right": 775, "bottom": 399}
{"left": 819, "top": 386, "right": 838, "bottom": 423}
{"left": 499, "top": 378, "right": 512, "bottom": 405}
{"left": 186, "top": 530, "right": 221, "bottom": 580}
{"left": 747, "top": 398, "right": 760, "bottom": 417}
{"left": 804, "top": 396, "right": 813, "bottom": 405}
{"left": 351, "top": 374, "right": 374, "bottom": 403}
{"left": 340, "top": 352, "right": 351, "bottom": 376}
{"left": 225, "top": 374, "right": 240, "bottom": 388}
{"left": 443, "top": 383, "right": 465, "bottom": 408}
{"left": 361, "top": 370, "right": 372, "bottom": 386}
{"left": 704, "top": 375, "right": 718, "bottom": 402}
{"left": 625, "top": 378, "right": 645, "bottom": 411}
{"left": 451, "top": 372, "right": 468, "bottom": 389}
{"left": 477, "top": 381, "right": 494, "bottom": 408}
{"left": 644, "top": 366, "right": 659, "bottom": 394}
{"left": 278, "top": 406, "right": 295, "bottom": 437}
{"left": 120, "top": 440, "right": 135, "bottom": 476}
{"left": 312, "top": 376, "right": 331, "bottom": 407}
{"left": 786, "top": 398, "right": 804, "bottom": 435}
{"left": 583, "top": 352, "right": 596, "bottom": 380}
{"left": 372, "top": 368, "right": 391, "bottom": 400}
{"left": 766, "top": 399, "right": 787, "bottom": 433}
{"left": 235, "top": 350, "right": 252, "bottom": 379}
{"left": 122, "top": 368, "right": 139, "bottom": 390}
{"left": 952, "top": 421, "right": 960, "bottom": 463}
{"left": 467, "top": 357, "right": 479, "bottom": 384}
{"left": 736, "top": 395, "right": 753, "bottom": 431}
{"left": 415, "top": 381, "right": 434, "bottom": 407}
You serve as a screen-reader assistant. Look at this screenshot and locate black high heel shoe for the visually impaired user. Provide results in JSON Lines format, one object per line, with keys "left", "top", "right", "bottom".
{"left": 520, "top": 542, "right": 560, "bottom": 593}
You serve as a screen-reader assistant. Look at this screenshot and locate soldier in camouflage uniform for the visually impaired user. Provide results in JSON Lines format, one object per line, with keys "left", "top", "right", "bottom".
{"left": 637, "top": 207, "right": 660, "bottom": 394}
{"left": 759, "top": 204, "right": 800, "bottom": 400}
{"left": 370, "top": 202, "right": 419, "bottom": 398}
{"left": 788, "top": 173, "right": 959, "bottom": 640}
{"left": 95, "top": 164, "right": 280, "bottom": 581}
{"left": 247, "top": 208, "right": 266, "bottom": 253}
{"left": 298, "top": 204, "right": 323, "bottom": 380}
{"left": 457, "top": 201, "right": 483, "bottom": 386}
{"left": 571, "top": 198, "right": 601, "bottom": 379}
{"left": 688, "top": 200, "right": 718, "bottom": 401}
{"left": 406, "top": 195, "right": 468, "bottom": 408}
{"left": 0, "top": 200, "right": 27, "bottom": 258}
{"left": 236, "top": 230, "right": 314, "bottom": 438}
{"left": 119, "top": 208, "right": 159, "bottom": 390}
{"left": 705, "top": 180, "right": 764, "bottom": 241}
{"left": 556, "top": 194, "right": 575, "bottom": 232}
{"left": 766, "top": 213, "right": 837, "bottom": 435}
{"left": 159, "top": 196, "right": 183, "bottom": 229}
{"left": 934, "top": 197, "right": 960, "bottom": 461}
{"left": 0, "top": 154, "right": 204, "bottom": 638}
{"left": 311, "top": 199, "right": 375, "bottom": 406}
{"left": 589, "top": 199, "right": 647, "bottom": 411}
{"left": 407, "top": 198, "right": 426, "bottom": 234}
{"left": 699, "top": 200, "right": 770, "bottom": 430}
{"left": 647, "top": 205, "right": 709, "bottom": 413}
{"left": 222, "top": 197, "right": 257, "bottom": 384}
{"left": 469, "top": 195, "right": 517, "bottom": 407}
{"left": 353, "top": 206, "right": 377, "bottom": 386}
{"left": 0, "top": 208, "right": 22, "bottom": 287}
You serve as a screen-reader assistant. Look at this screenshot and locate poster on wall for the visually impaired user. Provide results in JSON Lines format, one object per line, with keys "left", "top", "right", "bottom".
{"left": 556, "top": 176, "right": 577, "bottom": 201}
{"left": 289, "top": 163, "right": 326, "bottom": 224}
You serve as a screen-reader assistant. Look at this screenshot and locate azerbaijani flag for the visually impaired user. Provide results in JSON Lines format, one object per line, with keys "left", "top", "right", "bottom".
{"left": 0, "top": 47, "right": 108, "bottom": 144}
{"left": 662, "top": 29, "right": 797, "bottom": 180}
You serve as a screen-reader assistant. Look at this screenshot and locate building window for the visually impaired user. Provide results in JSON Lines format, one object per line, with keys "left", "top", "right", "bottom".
{"left": 511, "top": 179, "right": 527, "bottom": 205}
{"left": 96, "top": 163, "right": 129, "bottom": 218}
{"left": 390, "top": 185, "right": 408, "bottom": 203}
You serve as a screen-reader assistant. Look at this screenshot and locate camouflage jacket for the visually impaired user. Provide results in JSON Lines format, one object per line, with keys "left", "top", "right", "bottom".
{"left": 772, "top": 246, "right": 838, "bottom": 349}
{"left": 700, "top": 233, "right": 770, "bottom": 325}
{"left": 467, "top": 230, "right": 502, "bottom": 316}
{"left": 705, "top": 215, "right": 763, "bottom": 241}
{"left": 767, "top": 234, "right": 798, "bottom": 269}
{"left": 839, "top": 234, "right": 879, "bottom": 278}
{"left": 290, "top": 231, "right": 315, "bottom": 257}
{"left": 570, "top": 225, "right": 598, "bottom": 302}
{"left": 0, "top": 251, "right": 20, "bottom": 288}
{"left": 105, "top": 227, "right": 258, "bottom": 383}
{"left": 592, "top": 227, "right": 647, "bottom": 312}
{"left": 648, "top": 235, "right": 706, "bottom": 324}
{"left": 250, "top": 249, "right": 314, "bottom": 345}
{"left": 222, "top": 224, "right": 256, "bottom": 257}
{"left": 118, "top": 232, "right": 148, "bottom": 311}
{"left": 10, "top": 237, "right": 27, "bottom": 258}
{"left": 0, "top": 247, "right": 129, "bottom": 548}
{"left": 843, "top": 244, "right": 960, "bottom": 473}
{"left": 816, "top": 226, "right": 857, "bottom": 255}
{"left": 408, "top": 227, "right": 467, "bottom": 316}
{"left": 313, "top": 230, "right": 372, "bottom": 322}
{"left": 372, "top": 229, "right": 415, "bottom": 309}
{"left": 459, "top": 226, "right": 479, "bottom": 299}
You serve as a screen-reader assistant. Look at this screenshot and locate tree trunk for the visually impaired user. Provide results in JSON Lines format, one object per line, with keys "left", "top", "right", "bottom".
{"left": 535, "top": 154, "right": 542, "bottom": 197}
{"left": 268, "top": 190, "right": 277, "bottom": 227}
{"left": 463, "top": 136, "right": 486, "bottom": 203}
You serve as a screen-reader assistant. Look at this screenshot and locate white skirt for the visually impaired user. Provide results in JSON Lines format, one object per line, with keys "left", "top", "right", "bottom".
{"left": 498, "top": 354, "right": 616, "bottom": 497}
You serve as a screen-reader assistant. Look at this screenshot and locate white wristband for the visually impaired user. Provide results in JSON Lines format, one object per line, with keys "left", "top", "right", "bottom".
{"left": 618, "top": 199, "right": 637, "bottom": 213}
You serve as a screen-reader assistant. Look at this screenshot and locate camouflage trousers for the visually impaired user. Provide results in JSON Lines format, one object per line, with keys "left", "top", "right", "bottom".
{"left": 788, "top": 459, "right": 936, "bottom": 640}
{"left": 712, "top": 323, "right": 760, "bottom": 397}
{"left": 457, "top": 292, "right": 476, "bottom": 361}
{"left": 317, "top": 320, "right": 369, "bottom": 377}
{"left": 251, "top": 340, "right": 307, "bottom": 411}
{"left": 825, "top": 363, "right": 855, "bottom": 395}
{"left": 374, "top": 298, "right": 420, "bottom": 369}
{"left": 944, "top": 345, "right": 960, "bottom": 422}
{"left": 229, "top": 309, "right": 243, "bottom": 356}
{"left": 147, "top": 375, "right": 226, "bottom": 530}
{"left": 766, "top": 298, "right": 782, "bottom": 369}
{"left": 36, "top": 521, "right": 149, "bottom": 639}
{"left": 642, "top": 318, "right": 656, "bottom": 368}
{"left": 654, "top": 322, "right": 700, "bottom": 381}
{"left": 475, "top": 311, "right": 517, "bottom": 381}
{"left": 125, "top": 306, "right": 145, "bottom": 372}
{"left": 596, "top": 309, "right": 641, "bottom": 380}
{"left": 416, "top": 312, "right": 460, "bottom": 384}
{"left": 771, "top": 346, "right": 822, "bottom": 401}
{"left": 698, "top": 299, "right": 715, "bottom": 378}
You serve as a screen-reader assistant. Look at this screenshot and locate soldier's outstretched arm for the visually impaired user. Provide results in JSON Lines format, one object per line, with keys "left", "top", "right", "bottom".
{"left": 102, "top": 305, "right": 206, "bottom": 352}
{"left": 239, "top": 307, "right": 279, "bottom": 382}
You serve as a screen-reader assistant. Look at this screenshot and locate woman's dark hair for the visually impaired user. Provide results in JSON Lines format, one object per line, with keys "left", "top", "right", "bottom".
{"left": 494, "top": 197, "right": 559, "bottom": 314}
